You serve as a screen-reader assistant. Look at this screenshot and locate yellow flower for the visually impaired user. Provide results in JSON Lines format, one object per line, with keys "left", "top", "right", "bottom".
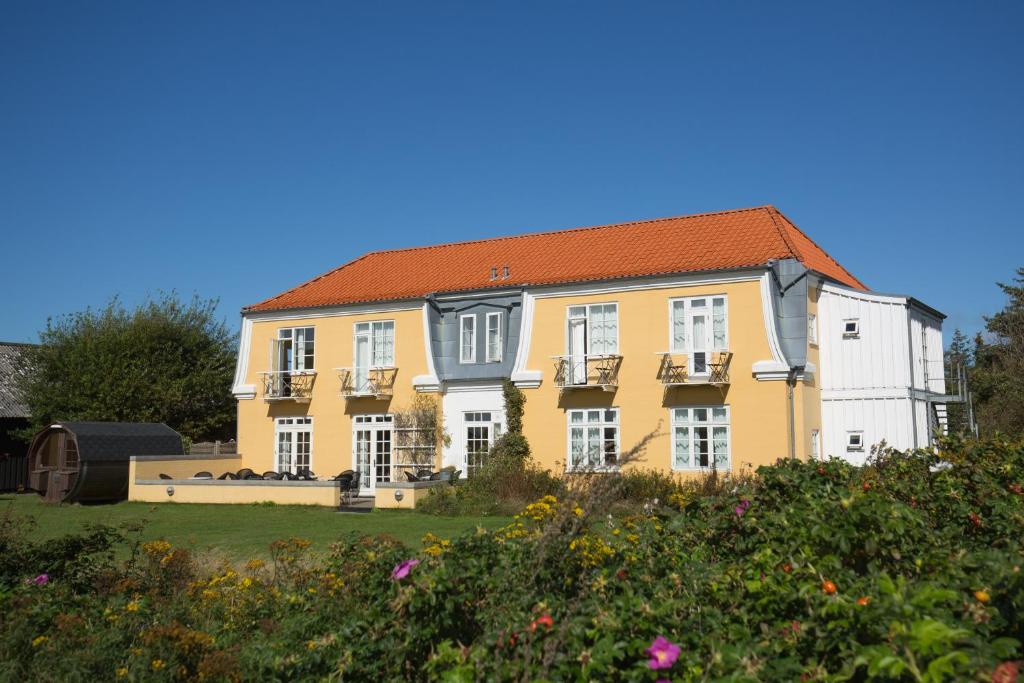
{"left": 125, "top": 601, "right": 140, "bottom": 613}
{"left": 306, "top": 640, "right": 318, "bottom": 650}
{"left": 240, "top": 577, "right": 253, "bottom": 589}
{"left": 142, "top": 540, "right": 172, "bottom": 556}
{"left": 32, "top": 635, "right": 47, "bottom": 648}
{"left": 201, "top": 589, "right": 218, "bottom": 600}
{"left": 116, "top": 667, "right": 128, "bottom": 678}
{"left": 245, "top": 558, "right": 265, "bottom": 571}
{"left": 151, "top": 659, "right": 165, "bottom": 671}
{"left": 573, "top": 506, "right": 584, "bottom": 518}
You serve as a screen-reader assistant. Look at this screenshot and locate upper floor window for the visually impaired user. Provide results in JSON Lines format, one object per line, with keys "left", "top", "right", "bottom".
{"left": 567, "top": 408, "right": 619, "bottom": 469}
{"left": 670, "top": 296, "right": 727, "bottom": 374}
{"left": 460, "top": 315, "right": 477, "bottom": 363}
{"left": 808, "top": 314, "right": 818, "bottom": 345}
{"left": 566, "top": 303, "right": 618, "bottom": 357}
{"left": 354, "top": 321, "right": 394, "bottom": 367}
{"left": 276, "top": 327, "right": 315, "bottom": 372}
{"left": 672, "top": 406, "right": 730, "bottom": 470}
{"left": 843, "top": 319, "right": 860, "bottom": 338}
{"left": 486, "top": 312, "right": 502, "bottom": 362}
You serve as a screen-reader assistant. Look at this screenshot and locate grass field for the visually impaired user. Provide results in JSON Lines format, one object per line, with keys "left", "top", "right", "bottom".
{"left": 0, "top": 493, "right": 512, "bottom": 562}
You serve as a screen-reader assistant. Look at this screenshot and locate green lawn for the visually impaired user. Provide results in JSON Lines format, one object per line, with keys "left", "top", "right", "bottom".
{"left": 0, "top": 494, "right": 511, "bottom": 562}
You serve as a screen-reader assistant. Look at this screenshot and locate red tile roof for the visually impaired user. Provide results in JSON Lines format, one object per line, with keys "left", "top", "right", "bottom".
{"left": 245, "top": 206, "right": 866, "bottom": 312}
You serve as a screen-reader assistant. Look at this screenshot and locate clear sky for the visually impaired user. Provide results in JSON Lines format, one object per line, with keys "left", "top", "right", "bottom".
{"left": 2, "top": 1, "right": 1021, "bottom": 344}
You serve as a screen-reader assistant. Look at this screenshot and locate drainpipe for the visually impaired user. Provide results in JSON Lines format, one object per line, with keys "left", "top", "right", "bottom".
{"left": 787, "top": 367, "right": 799, "bottom": 459}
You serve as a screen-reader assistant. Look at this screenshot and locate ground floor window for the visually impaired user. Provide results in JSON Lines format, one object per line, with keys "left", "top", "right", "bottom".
{"left": 275, "top": 417, "right": 312, "bottom": 474}
{"left": 354, "top": 414, "right": 393, "bottom": 488}
{"left": 567, "top": 408, "right": 620, "bottom": 469}
{"left": 671, "top": 406, "right": 729, "bottom": 470}
{"left": 464, "top": 411, "right": 502, "bottom": 476}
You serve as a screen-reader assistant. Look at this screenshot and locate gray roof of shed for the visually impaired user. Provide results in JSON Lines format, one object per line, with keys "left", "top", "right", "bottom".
{"left": 53, "top": 422, "right": 184, "bottom": 462}
{"left": 0, "top": 342, "right": 35, "bottom": 419}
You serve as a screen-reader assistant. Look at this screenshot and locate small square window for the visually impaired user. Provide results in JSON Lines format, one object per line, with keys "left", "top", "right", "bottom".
{"left": 846, "top": 432, "right": 864, "bottom": 451}
{"left": 842, "top": 319, "right": 860, "bottom": 338}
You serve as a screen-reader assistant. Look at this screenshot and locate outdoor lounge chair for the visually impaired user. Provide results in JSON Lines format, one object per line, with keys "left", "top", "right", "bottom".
{"left": 217, "top": 472, "right": 238, "bottom": 480}
{"left": 416, "top": 469, "right": 434, "bottom": 479}
{"left": 261, "top": 471, "right": 282, "bottom": 480}
{"left": 192, "top": 471, "right": 213, "bottom": 479}
{"left": 405, "top": 471, "right": 420, "bottom": 482}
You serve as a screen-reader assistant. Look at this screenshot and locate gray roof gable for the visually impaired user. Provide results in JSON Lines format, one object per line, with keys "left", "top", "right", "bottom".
{"left": 0, "top": 342, "right": 35, "bottom": 419}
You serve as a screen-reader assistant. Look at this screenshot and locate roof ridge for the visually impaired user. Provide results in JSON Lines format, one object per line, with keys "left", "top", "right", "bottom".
{"left": 351, "top": 205, "right": 774, "bottom": 259}
{"left": 764, "top": 206, "right": 804, "bottom": 261}
{"left": 770, "top": 207, "right": 867, "bottom": 289}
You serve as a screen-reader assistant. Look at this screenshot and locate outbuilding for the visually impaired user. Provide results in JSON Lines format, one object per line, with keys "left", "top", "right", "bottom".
{"left": 28, "top": 422, "right": 183, "bottom": 503}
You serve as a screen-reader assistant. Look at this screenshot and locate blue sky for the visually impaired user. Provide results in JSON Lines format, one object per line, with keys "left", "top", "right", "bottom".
{"left": 2, "top": 1, "right": 1021, "bottom": 344}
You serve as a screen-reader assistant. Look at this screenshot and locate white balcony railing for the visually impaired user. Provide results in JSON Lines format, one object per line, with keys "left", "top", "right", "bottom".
{"left": 656, "top": 351, "right": 732, "bottom": 386}
{"left": 337, "top": 367, "right": 398, "bottom": 399}
{"left": 552, "top": 354, "right": 622, "bottom": 391}
{"left": 258, "top": 370, "right": 316, "bottom": 402}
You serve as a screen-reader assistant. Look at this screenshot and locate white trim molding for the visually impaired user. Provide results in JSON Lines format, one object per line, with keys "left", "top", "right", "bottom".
{"left": 752, "top": 273, "right": 791, "bottom": 381}
{"left": 414, "top": 302, "right": 441, "bottom": 392}
{"left": 232, "top": 316, "right": 256, "bottom": 399}
{"left": 510, "top": 291, "right": 543, "bottom": 388}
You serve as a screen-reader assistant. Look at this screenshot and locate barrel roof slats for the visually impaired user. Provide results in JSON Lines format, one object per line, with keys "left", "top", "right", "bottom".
{"left": 55, "top": 422, "right": 184, "bottom": 461}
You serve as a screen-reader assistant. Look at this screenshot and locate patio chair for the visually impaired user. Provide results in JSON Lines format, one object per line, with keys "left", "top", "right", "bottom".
{"left": 262, "top": 471, "right": 282, "bottom": 480}
{"left": 217, "top": 471, "right": 238, "bottom": 480}
{"left": 416, "top": 469, "right": 434, "bottom": 479}
{"left": 192, "top": 471, "right": 213, "bottom": 479}
{"left": 296, "top": 468, "right": 317, "bottom": 481}
{"left": 236, "top": 468, "right": 256, "bottom": 480}
{"left": 405, "top": 471, "right": 420, "bottom": 482}
{"left": 280, "top": 471, "right": 299, "bottom": 481}
{"left": 158, "top": 473, "right": 173, "bottom": 480}
{"left": 333, "top": 469, "right": 355, "bottom": 481}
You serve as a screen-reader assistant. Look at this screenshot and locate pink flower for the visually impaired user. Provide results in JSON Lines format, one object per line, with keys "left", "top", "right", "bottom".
{"left": 734, "top": 499, "right": 751, "bottom": 517}
{"left": 646, "top": 635, "right": 681, "bottom": 670}
{"left": 33, "top": 574, "right": 49, "bottom": 585}
{"left": 391, "top": 559, "right": 420, "bottom": 580}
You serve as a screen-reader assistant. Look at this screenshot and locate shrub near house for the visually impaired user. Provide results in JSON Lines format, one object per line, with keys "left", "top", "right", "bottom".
{"left": 1, "top": 438, "right": 1023, "bottom": 681}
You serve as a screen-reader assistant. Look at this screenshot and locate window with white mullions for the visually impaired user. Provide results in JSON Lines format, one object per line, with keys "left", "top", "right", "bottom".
{"left": 566, "top": 303, "right": 618, "bottom": 384}
{"left": 275, "top": 417, "right": 312, "bottom": 474}
{"left": 275, "top": 327, "right": 315, "bottom": 372}
{"left": 670, "top": 296, "right": 727, "bottom": 375}
{"left": 486, "top": 312, "right": 502, "bottom": 362}
{"left": 353, "top": 414, "right": 393, "bottom": 488}
{"left": 671, "top": 407, "right": 729, "bottom": 470}
{"left": 460, "top": 315, "right": 477, "bottom": 363}
{"left": 567, "top": 409, "right": 619, "bottom": 469}
{"left": 464, "top": 412, "right": 502, "bottom": 476}
{"left": 354, "top": 320, "right": 395, "bottom": 392}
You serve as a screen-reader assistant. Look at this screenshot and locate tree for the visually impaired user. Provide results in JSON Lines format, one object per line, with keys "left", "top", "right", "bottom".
{"left": 18, "top": 293, "right": 237, "bottom": 442}
{"left": 943, "top": 328, "right": 973, "bottom": 435}
{"left": 971, "top": 267, "right": 1024, "bottom": 437}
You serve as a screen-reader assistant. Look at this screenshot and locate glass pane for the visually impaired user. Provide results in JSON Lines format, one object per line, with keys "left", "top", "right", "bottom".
{"left": 712, "top": 407, "right": 728, "bottom": 422}
{"left": 672, "top": 301, "right": 687, "bottom": 351}
{"left": 604, "top": 409, "right": 617, "bottom": 423}
{"left": 570, "top": 411, "right": 583, "bottom": 424}
{"left": 587, "top": 410, "right": 601, "bottom": 423}
{"left": 673, "top": 408, "right": 688, "bottom": 423}
{"left": 570, "top": 427, "right": 584, "bottom": 466}
{"left": 382, "top": 322, "right": 394, "bottom": 365}
{"left": 693, "top": 408, "right": 708, "bottom": 423}
{"left": 712, "top": 298, "right": 726, "bottom": 349}
{"left": 712, "top": 426, "right": 728, "bottom": 467}
{"left": 674, "top": 426, "right": 690, "bottom": 467}
{"left": 695, "top": 426, "right": 709, "bottom": 467}
{"left": 587, "top": 427, "right": 601, "bottom": 467}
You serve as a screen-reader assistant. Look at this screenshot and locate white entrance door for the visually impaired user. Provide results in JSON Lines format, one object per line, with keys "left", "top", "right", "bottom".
{"left": 568, "top": 315, "right": 587, "bottom": 384}
{"left": 353, "top": 414, "right": 393, "bottom": 491}
{"left": 464, "top": 412, "right": 503, "bottom": 476}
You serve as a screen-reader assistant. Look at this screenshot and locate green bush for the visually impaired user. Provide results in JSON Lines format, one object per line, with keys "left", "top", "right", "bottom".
{"left": 2, "top": 438, "right": 1023, "bottom": 681}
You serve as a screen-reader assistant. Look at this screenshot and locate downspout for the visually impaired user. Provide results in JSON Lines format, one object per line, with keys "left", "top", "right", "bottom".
{"left": 787, "top": 367, "right": 798, "bottom": 459}
{"left": 905, "top": 305, "right": 919, "bottom": 449}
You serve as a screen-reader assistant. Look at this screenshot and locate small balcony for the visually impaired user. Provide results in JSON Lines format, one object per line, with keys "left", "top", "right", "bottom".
{"left": 259, "top": 370, "right": 316, "bottom": 402}
{"left": 657, "top": 351, "right": 732, "bottom": 386}
{"left": 553, "top": 354, "right": 622, "bottom": 392}
{"left": 337, "top": 367, "right": 398, "bottom": 399}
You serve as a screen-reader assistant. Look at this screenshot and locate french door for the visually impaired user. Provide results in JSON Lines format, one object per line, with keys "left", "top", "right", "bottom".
{"left": 464, "top": 412, "right": 503, "bottom": 476}
{"left": 353, "top": 414, "right": 393, "bottom": 490}
{"left": 275, "top": 417, "right": 312, "bottom": 474}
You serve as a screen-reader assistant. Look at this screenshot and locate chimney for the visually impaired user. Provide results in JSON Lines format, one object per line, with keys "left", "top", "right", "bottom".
{"left": 490, "top": 267, "right": 498, "bottom": 281}
{"left": 502, "top": 265, "right": 510, "bottom": 279}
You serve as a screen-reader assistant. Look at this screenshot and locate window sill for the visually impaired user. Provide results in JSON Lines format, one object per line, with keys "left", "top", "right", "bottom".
{"left": 672, "top": 464, "right": 731, "bottom": 473}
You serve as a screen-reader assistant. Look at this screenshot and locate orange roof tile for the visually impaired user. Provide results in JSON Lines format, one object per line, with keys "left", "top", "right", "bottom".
{"left": 245, "top": 205, "right": 866, "bottom": 312}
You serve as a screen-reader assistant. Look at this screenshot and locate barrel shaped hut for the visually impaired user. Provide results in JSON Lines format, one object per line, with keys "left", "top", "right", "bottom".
{"left": 28, "top": 422, "right": 183, "bottom": 503}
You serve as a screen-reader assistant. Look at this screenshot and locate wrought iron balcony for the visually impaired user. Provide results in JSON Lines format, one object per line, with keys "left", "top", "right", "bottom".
{"left": 337, "top": 367, "right": 398, "bottom": 399}
{"left": 656, "top": 352, "right": 732, "bottom": 386}
{"left": 259, "top": 370, "right": 316, "bottom": 402}
{"left": 553, "top": 354, "right": 622, "bottom": 391}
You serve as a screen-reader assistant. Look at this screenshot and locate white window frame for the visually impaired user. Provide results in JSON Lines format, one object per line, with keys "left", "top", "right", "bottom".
{"left": 670, "top": 406, "right": 731, "bottom": 471}
{"left": 808, "top": 313, "right": 818, "bottom": 345}
{"left": 811, "top": 429, "right": 820, "bottom": 459}
{"left": 275, "top": 326, "right": 315, "bottom": 372}
{"left": 565, "top": 303, "right": 619, "bottom": 357}
{"left": 485, "top": 312, "right": 502, "bottom": 363}
{"left": 842, "top": 319, "right": 860, "bottom": 338}
{"left": 846, "top": 431, "right": 864, "bottom": 451}
{"left": 352, "top": 414, "right": 394, "bottom": 489}
{"left": 459, "top": 314, "right": 477, "bottom": 363}
{"left": 668, "top": 295, "right": 728, "bottom": 375}
{"left": 566, "top": 408, "right": 620, "bottom": 471}
{"left": 274, "top": 417, "right": 313, "bottom": 474}
{"left": 353, "top": 320, "right": 396, "bottom": 368}
{"left": 464, "top": 411, "right": 503, "bottom": 476}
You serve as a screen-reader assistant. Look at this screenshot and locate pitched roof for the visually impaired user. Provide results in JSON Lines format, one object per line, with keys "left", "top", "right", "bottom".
{"left": 245, "top": 205, "right": 866, "bottom": 312}
{"left": 0, "top": 342, "right": 35, "bottom": 419}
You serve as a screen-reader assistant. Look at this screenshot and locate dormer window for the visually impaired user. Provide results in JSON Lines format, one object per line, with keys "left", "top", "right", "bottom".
{"left": 486, "top": 312, "right": 502, "bottom": 362}
{"left": 842, "top": 319, "right": 860, "bottom": 338}
{"left": 460, "top": 315, "right": 477, "bottom": 363}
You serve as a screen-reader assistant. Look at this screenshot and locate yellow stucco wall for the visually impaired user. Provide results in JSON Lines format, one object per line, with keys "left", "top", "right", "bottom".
{"left": 131, "top": 456, "right": 242, "bottom": 480}
{"left": 236, "top": 307, "right": 437, "bottom": 478}
{"left": 519, "top": 280, "right": 796, "bottom": 474}
{"left": 129, "top": 481, "right": 339, "bottom": 506}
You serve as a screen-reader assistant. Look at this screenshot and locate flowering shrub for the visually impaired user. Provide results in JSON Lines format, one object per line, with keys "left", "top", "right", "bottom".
{"left": 1, "top": 437, "right": 1022, "bottom": 680}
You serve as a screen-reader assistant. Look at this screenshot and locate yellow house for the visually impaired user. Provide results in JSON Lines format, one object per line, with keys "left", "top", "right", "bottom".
{"left": 217, "top": 205, "right": 948, "bottom": 500}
